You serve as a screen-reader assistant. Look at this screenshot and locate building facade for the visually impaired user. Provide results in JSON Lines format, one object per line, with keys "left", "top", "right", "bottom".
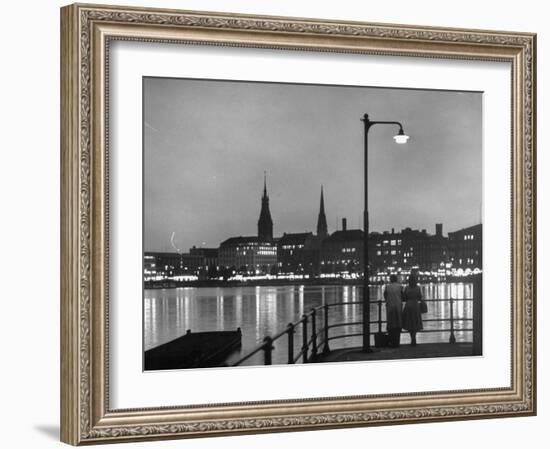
{"left": 218, "top": 237, "right": 277, "bottom": 274}
{"left": 448, "top": 223, "right": 482, "bottom": 270}
{"left": 367, "top": 223, "right": 481, "bottom": 277}
{"left": 320, "top": 219, "right": 364, "bottom": 275}
{"left": 275, "top": 187, "right": 329, "bottom": 276}
{"left": 277, "top": 232, "right": 317, "bottom": 275}
{"left": 189, "top": 246, "right": 219, "bottom": 278}
{"left": 143, "top": 252, "right": 203, "bottom": 281}
{"left": 368, "top": 224, "right": 448, "bottom": 274}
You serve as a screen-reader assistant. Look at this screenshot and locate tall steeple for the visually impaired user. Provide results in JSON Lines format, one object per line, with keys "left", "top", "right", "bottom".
{"left": 258, "top": 171, "right": 273, "bottom": 241}
{"left": 316, "top": 185, "right": 328, "bottom": 238}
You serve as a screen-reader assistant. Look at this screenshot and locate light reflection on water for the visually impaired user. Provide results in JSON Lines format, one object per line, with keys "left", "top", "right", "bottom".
{"left": 144, "top": 282, "right": 474, "bottom": 366}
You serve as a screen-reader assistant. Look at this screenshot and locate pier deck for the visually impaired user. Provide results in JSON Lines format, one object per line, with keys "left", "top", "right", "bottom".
{"left": 311, "top": 343, "right": 475, "bottom": 363}
{"left": 144, "top": 329, "right": 242, "bottom": 370}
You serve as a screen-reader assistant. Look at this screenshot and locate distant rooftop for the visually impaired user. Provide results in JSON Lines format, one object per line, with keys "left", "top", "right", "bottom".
{"left": 324, "top": 229, "right": 364, "bottom": 243}
{"left": 220, "top": 236, "right": 276, "bottom": 246}
{"left": 278, "top": 232, "right": 313, "bottom": 245}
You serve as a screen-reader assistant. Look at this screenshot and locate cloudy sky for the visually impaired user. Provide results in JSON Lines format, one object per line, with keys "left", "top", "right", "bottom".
{"left": 143, "top": 77, "right": 482, "bottom": 252}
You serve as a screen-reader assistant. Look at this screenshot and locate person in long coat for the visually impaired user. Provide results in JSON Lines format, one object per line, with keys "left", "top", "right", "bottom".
{"left": 383, "top": 274, "right": 403, "bottom": 347}
{"left": 402, "top": 275, "right": 423, "bottom": 346}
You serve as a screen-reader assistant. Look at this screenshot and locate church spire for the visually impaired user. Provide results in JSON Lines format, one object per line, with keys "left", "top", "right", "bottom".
{"left": 316, "top": 185, "right": 328, "bottom": 238}
{"left": 258, "top": 172, "right": 273, "bottom": 241}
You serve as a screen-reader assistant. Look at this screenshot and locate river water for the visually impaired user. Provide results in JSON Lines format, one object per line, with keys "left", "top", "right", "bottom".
{"left": 144, "top": 282, "right": 474, "bottom": 366}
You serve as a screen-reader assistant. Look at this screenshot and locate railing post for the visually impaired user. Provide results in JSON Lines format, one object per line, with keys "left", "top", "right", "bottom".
{"left": 302, "top": 314, "right": 309, "bottom": 363}
{"left": 287, "top": 323, "right": 295, "bottom": 364}
{"left": 311, "top": 309, "right": 318, "bottom": 359}
{"left": 323, "top": 304, "right": 330, "bottom": 354}
{"left": 449, "top": 298, "right": 456, "bottom": 344}
{"left": 377, "top": 300, "right": 383, "bottom": 334}
{"left": 472, "top": 275, "right": 483, "bottom": 355}
{"left": 263, "top": 336, "right": 274, "bottom": 365}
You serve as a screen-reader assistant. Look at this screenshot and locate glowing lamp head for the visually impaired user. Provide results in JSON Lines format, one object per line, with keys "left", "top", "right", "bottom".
{"left": 393, "top": 128, "right": 409, "bottom": 144}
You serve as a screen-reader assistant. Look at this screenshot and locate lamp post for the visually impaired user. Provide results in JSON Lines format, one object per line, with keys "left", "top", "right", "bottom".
{"left": 361, "top": 113, "right": 409, "bottom": 352}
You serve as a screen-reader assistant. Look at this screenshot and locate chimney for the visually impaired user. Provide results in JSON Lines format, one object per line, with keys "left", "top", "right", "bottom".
{"left": 342, "top": 218, "right": 347, "bottom": 232}
{"left": 436, "top": 223, "right": 443, "bottom": 237}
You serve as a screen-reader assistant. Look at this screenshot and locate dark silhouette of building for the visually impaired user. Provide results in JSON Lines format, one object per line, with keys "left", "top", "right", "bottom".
{"left": 189, "top": 246, "right": 219, "bottom": 278}
{"left": 429, "top": 223, "right": 449, "bottom": 272}
{"left": 277, "top": 232, "right": 318, "bottom": 276}
{"left": 273, "top": 186, "right": 330, "bottom": 276}
{"left": 448, "top": 224, "right": 482, "bottom": 270}
{"left": 320, "top": 218, "right": 364, "bottom": 275}
{"left": 368, "top": 224, "right": 448, "bottom": 274}
{"left": 316, "top": 186, "right": 328, "bottom": 238}
{"left": 367, "top": 223, "right": 483, "bottom": 278}
{"left": 189, "top": 247, "right": 218, "bottom": 266}
{"left": 257, "top": 172, "right": 273, "bottom": 241}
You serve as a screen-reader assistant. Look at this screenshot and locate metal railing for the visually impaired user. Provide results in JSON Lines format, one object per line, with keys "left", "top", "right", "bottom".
{"left": 232, "top": 296, "right": 477, "bottom": 366}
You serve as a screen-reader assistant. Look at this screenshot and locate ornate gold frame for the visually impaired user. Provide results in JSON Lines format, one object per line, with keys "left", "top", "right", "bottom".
{"left": 60, "top": 3, "right": 536, "bottom": 445}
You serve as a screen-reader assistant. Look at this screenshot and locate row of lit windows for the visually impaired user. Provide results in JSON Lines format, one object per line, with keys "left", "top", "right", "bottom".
{"left": 377, "top": 258, "right": 410, "bottom": 264}
{"left": 378, "top": 244, "right": 414, "bottom": 251}
{"left": 463, "top": 234, "right": 475, "bottom": 240}
{"left": 281, "top": 244, "right": 304, "bottom": 250}
{"left": 235, "top": 249, "right": 277, "bottom": 256}
{"left": 379, "top": 239, "right": 403, "bottom": 246}
{"left": 321, "top": 260, "right": 359, "bottom": 265}
{"left": 235, "top": 243, "right": 275, "bottom": 250}
{"left": 223, "top": 263, "right": 276, "bottom": 269}
{"left": 376, "top": 249, "right": 399, "bottom": 256}
{"left": 341, "top": 247, "right": 357, "bottom": 253}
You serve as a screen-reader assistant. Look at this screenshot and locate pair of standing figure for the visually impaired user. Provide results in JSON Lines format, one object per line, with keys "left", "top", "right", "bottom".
{"left": 383, "top": 274, "right": 423, "bottom": 347}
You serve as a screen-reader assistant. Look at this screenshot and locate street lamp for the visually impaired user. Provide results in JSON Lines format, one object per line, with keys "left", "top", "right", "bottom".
{"left": 361, "top": 113, "right": 409, "bottom": 352}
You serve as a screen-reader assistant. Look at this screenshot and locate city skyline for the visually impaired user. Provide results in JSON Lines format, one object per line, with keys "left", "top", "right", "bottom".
{"left": 150, "top": 180, "right": 478, "bottom": 254}
{"left": 144, "top": 77, "right": 482, "bottom": 252}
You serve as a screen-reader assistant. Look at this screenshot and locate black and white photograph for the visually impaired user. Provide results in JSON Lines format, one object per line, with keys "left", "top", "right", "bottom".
{"left": 142, "top": 77, "right": 483, "bottom": 371}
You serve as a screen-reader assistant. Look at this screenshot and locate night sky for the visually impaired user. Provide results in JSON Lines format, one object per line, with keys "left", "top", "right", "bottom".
{"left": 143, "top": 77, "right": 482, "bottom": 252}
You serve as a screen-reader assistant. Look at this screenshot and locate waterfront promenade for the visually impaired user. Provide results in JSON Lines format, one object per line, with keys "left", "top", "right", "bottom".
{"left": 311, "top": 342, "right": 474, "bottom": 363}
